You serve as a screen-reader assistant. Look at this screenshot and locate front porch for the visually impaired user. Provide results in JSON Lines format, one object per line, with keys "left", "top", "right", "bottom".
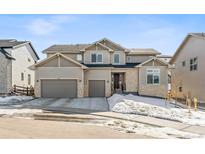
{"left": 111, "top": 72, "right": 126, "bottom": 94}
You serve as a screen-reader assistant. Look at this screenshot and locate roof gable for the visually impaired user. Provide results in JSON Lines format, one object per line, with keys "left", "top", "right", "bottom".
{"left": 98, "top": 38, "right": 127, "bottom": 51}
{"left": 136, "top": 57, "right": 169, "bottom": 67}
{"left": 30, "top": 53, "right": 87, "bottom": 70}
{"left": 0, "top": 47, "right": 15, "bottom": 60}
{"left": 82, "top": 42, "right": 113, "bottom": 51}
{"left": 0, "top": 39, "right": 39, "bottom": 60}
{"left": 80, "top": 38, "right": 127, "bottom": 52}
{"left": 170, "top": 33, "right": 205, "bottom": 64}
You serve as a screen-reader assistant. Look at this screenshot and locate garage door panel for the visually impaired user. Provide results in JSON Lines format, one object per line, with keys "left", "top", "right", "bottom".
{"left": 41, "top": 79, "right": 77, "bottom": 98}
{"left": 89, "top": 80, "right": 105, "bottom": 97}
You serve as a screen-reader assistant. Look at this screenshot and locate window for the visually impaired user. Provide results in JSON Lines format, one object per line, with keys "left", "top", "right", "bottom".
{"left": 77, "top": 54, "right": 82, "bottom": 61}
{"left": 147, "top": 69, "right": 160, "bottom": 85}
{"left": 91, "top": 53, "right": 103, "bottom": 63}
{"left": 28, "top": 74, "right": 31, "bottom": 85}
{"left": 91, "top": 54, "right": 96, "bottom": 62}
{"left": 97, "top": 54, "right": 102, "bottom": 62}
{"left": 114, "top": 54, "right": 120, "bottom": 64}
{"left": 182, "top": 61, "right": 186, "bottom": 67}
{"left": 190, "top": 57, "right": 198, "bottom": 71}
{"left": 21, "top": 73, "right": 24, "bottom": 81}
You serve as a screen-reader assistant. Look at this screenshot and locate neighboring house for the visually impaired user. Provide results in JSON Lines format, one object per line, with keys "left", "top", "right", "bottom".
{"left": 0, "top": 39, "right": 39, "bottom": 94}
{"left": 170, "top": 33, "right": 205, "bottom": 102}
{"left": 157, "top": 55, "right": 172, "bottom": 63}
{"left": 30, "top": 38, "right": 169, "bottom": 98}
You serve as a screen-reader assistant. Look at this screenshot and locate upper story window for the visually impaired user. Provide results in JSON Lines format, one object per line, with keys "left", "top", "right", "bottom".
{"left": 77, "top": 54, "right": 82, "bottom": 61}
{"left": 91, "top": 53, "right": 103, "bottom": 63}
{"left": 190, "top": 57, "right": 197, "bottom": 71}
{"left": 182, "top": 61, "right": 186, "bottom": 67}
{"left": 114, "top": 53, "right": 120, "bottom": 64}
{"left": 147, "top": 69, "right": 160, "bottom": 85}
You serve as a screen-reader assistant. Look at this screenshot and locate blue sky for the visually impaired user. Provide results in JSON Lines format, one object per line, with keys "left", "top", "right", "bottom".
{"left": 0, "top": 14, "right": 204, "bottom": 59}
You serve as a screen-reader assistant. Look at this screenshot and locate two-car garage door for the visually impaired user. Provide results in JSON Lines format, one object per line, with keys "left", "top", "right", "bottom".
{"left": 41, "top": 79, "right": 105, "bottom": 98}
{"left": 41, "top": 79, "right": 77, "bottom": 98}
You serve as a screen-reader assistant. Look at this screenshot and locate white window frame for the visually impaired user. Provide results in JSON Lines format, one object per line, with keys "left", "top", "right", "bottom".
{"left": 113, "top": 53, "right": 120, "bottom": 64}
{"left": 77, "top": 54, "right": 82, "bottom": 61}
{"left": 91, "top": 53, "right": 103, "bottom": 64}
{"left": 146, "top": 68, "right": 160, "bottom": 85}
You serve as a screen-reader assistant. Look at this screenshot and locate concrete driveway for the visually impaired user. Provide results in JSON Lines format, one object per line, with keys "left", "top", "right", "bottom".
{"left": 23, "top": 97, "right": 109, "bottom": 112}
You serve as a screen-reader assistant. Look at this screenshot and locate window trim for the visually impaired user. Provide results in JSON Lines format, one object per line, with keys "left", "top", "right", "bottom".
{"left": 190, "top": 57, "right": 198, "bottom": 71}
{"left": 21, "top": 72, "right": 24, "bottom": 81}
{"left": 113, "top": 53, "right": 120, "bottom": 64}
{"left": 91, "top": 53, "right": 103, "bottom": 64}
{"left": 146, "top": 68, "right": 160, "bottom": 85}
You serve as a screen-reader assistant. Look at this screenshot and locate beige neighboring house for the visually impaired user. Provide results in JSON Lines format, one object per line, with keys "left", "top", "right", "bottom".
{"left": 170, "top": 33, "right": 205, "bottom": 103}
{"left": 30, "top": 38, "right": 169, "bottom": 98}
{"left": 0, "top": 39, "right": 39, "bottom": 94}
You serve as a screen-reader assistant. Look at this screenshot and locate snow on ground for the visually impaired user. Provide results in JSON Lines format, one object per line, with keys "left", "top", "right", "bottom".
{"left": 108, "top": 94, "right": 205, "bottom": 126}
{"left": 108, "top": 94, "right": 175, "bottom": 110}
{"left": 0, "top": 96, "right": 33, "bottom": 105}
{"left": 105, "top": 119, "right": 203, "bottom": 139}
{"left": 0, "top": 108, "right": 43, "bottom": 118}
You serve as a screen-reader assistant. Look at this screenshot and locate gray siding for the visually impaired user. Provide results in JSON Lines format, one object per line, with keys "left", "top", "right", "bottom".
{"left": 0, "top": 52, "right": 12, "bottom": 94}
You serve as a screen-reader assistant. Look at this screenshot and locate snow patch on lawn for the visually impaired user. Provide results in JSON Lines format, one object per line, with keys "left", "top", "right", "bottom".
{"left": 0, "top": 109, "right": 43, "bottom": 118}
{"left": 0, "top": 96, "right": 33, "bottom": 105}
{"left": 108, "top": 94, "right": 205, "bottom": 126}
{"left": 105, "top": 120, "right": 203, "bottom": 139}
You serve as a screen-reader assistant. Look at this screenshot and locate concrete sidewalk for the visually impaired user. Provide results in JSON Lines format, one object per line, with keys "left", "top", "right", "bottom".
{"left": 39, "top": 106, "right": 205, "bottom": 135}
{"left": 92, "top": 112, "right": 205, "bottom": 135}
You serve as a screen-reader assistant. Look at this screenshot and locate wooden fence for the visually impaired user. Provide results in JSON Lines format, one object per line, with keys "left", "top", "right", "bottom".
{"left": 13, "top": 85, "right": 34, "bottom": 96}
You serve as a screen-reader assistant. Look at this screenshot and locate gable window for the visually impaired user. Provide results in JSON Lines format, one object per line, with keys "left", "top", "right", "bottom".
{"left": 182, "top": 61, "right": 186, "bottom": 67}
{"left": 77, "top": 54, "right": 82, "bottom": 61}
{"left": 91, "top": 53, "right": 103, "bottom": 63}
{"left": 114, "top": 53, "right": 120, "bottom": 64}
{"left": 21, "top": 73, "right": 24, "bottom": 81}
{"left": 147, "top": 69, "right": 160, "bottom": 85}
{"left": 28, "top": 74, "right": 31, "bottom": 85}
{"left": 190, "top": 57, "right": 197, "bottom": 71}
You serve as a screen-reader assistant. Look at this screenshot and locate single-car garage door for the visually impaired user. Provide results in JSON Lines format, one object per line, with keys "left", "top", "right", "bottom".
{"left": 89, "top": 80, "right": 105, "bottom": 97}
{"left": 41, "top": 79, "right": 77, "bottom": 98}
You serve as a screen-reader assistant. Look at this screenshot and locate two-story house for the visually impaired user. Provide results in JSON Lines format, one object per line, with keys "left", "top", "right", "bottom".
{"left": 170, "top": 33, "right": 205, "bottom": 103}
{"left": 30, "top": 38, "right": 169, "bottom": 98}
{"left": 0, "top": 39, "right": 39, "bottom": 94}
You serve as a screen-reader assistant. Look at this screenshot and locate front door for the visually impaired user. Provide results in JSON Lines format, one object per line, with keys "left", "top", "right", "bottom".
{"left": 114, "top": 74, "right": 120, "bottom": 89}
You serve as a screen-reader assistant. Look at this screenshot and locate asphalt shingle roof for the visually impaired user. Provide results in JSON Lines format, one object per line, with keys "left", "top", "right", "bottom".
{"left": 0, "top": 39, "right": 27, "bottom": 48}
{"left": 128, "top": 48, "right": 161, "bottom": 55}
{"left": 43, "top": 44, "right": 90, "bottom": 53}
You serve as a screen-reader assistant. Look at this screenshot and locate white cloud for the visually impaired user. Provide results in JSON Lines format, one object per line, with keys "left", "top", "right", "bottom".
{"left": 26, "top": 15, "right": 76, "bottom": 35}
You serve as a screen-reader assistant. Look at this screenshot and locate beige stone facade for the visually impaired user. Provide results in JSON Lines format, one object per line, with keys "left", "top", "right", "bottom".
{"left": 138, "top": 66, "right": 168, "bottom": 98}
